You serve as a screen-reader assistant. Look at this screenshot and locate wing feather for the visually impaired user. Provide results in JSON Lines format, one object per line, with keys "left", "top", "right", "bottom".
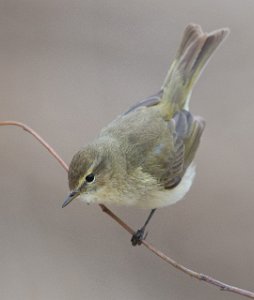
{"left": 164, "top": 110, "right": 205, "bottom": 189}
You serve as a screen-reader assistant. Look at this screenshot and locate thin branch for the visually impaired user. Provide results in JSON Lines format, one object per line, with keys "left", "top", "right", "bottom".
{"left": 1, "top": 120, "right": 254, "bottom": 299}
{"left": 101, "top": 205, "right": 254, "bottom": 299}
{"left": 0, "top": 121, "right": 68, "bottom": 171}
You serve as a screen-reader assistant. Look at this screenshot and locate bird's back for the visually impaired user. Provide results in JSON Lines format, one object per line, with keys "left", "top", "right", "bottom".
{"left": 100, "top": 106, "right": 172, "bottom": 170}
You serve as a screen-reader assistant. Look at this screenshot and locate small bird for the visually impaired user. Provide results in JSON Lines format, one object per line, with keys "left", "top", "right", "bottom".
{"left": 62, "top": 24, "right": 229, "bottom": 245}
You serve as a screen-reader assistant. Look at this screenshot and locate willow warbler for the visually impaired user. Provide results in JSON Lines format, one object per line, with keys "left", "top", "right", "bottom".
{"left": 62, "top": 24, "right": 229, "bottom": 245}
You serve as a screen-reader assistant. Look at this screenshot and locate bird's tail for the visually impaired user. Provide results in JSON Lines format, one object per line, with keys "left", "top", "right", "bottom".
{"left": 159, "top": 24, "right": 229, "bottom": 118}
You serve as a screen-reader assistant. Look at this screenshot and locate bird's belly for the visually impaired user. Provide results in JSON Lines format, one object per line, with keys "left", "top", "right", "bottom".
{"left": 136, "top": 163, "right": 196, "bottom": 208}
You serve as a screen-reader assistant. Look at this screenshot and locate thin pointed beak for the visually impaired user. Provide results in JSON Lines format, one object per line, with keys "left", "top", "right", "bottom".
{"left": 62, "top": 191, "right": 79, "bottom": 208}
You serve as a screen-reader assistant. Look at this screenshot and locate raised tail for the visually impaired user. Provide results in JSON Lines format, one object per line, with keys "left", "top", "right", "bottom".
{"left": 160, "top": 24, "right": 229, "bottom": 118}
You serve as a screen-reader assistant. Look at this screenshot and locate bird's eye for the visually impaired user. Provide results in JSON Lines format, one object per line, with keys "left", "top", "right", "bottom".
{"left": 85, "top": 173, "right": 95, "bottom": 183}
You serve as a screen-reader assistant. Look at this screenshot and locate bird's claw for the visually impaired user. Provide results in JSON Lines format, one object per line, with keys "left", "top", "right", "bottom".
{"left": 131, "top": 228, "right": 148, "bottom": 246}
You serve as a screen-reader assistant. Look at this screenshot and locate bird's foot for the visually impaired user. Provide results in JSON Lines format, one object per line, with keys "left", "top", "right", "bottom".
{"left": 131, "top": 228, "right": 148, "bottom": 246}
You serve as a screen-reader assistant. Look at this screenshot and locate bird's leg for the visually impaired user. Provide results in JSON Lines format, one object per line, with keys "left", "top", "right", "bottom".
{"left": 131, "top": 208, "right": 156, "bottom": 246}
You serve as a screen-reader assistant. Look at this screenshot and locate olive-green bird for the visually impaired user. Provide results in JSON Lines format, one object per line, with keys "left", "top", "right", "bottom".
{"left": 62, "top": 24, "right": 229, "bottom": 245}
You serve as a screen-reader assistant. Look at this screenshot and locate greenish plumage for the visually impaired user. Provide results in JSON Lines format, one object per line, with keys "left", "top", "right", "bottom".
{"left": 64, "top": 24, "right": 229, "bottom": 210}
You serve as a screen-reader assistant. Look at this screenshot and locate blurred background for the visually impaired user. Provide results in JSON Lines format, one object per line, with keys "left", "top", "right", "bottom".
{"left": 0, "top": 1, "right": 254, "bottom": 299}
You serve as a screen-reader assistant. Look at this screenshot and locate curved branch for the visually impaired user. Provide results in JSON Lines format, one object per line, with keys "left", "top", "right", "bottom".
{"left": 0, "top": 121, "right": 68, "bottom": 171}
{"left": 1, "top": 120, "right": 254, "bottom": 299}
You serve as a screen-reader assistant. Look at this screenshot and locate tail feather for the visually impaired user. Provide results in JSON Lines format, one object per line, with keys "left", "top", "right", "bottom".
{"left": 160, "top": 24, "right": 229, "bottom": 118}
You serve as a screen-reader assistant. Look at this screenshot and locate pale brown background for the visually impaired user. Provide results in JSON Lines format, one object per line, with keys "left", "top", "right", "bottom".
{"left": 0, "top": 1, "right": 254, "bottom": 299}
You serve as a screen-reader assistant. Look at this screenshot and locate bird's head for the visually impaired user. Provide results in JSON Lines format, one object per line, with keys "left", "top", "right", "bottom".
{"left": 62, "top": 143, "right": 115, "bottom": 208}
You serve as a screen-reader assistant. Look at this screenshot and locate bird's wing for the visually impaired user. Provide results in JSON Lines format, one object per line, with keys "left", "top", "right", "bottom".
{"left": 164, "top": 110, "right": 205, "bottom": 189}
{"left": 121, "top": 92, "right": 204, "bottom": 189}
{"left": 164, "top": 134, "right": 185, "bottom": 189}
{"left": 123, "top": 91, "right": 162, "bottom": 115}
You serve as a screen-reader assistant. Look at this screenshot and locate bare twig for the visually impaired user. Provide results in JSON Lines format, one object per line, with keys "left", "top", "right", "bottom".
{"left": 1, "top": 120, "right": 254, "bottom": 299}
{"left": 0, "top": 121, "right": 68, "bottom": 171}
{"left": 101, "top": 205, "right": 254, "bottom": 299}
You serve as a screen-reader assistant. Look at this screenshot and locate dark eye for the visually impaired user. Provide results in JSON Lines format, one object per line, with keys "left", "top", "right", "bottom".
{"left": 85, "top": 173, "right": 95, "bottom": 183}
